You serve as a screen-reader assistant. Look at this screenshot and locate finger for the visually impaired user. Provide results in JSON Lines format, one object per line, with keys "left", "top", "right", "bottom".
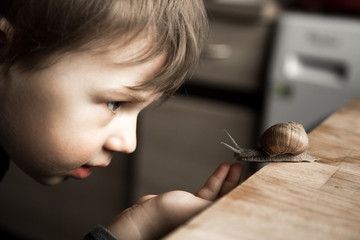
{"left": 219, "top": 162, "right": 243, "bottom": 197}
{"left": 196, "top": 162, "right": 231, "bottom": 201}
{"left": 135, "top": 194, "right": 157, "bottom": 205}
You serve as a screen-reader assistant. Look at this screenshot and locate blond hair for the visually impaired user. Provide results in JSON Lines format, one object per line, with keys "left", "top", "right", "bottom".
{"left": 0, "top": 0, "right": 208, "bottom": 96}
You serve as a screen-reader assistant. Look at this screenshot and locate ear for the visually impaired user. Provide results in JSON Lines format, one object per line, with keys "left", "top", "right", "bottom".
{"left": 0, "top": 17, "right": 13, "bottom": 75}
{"left": 0, "top": 18, "right": 12, "bottom": 76}
{"left": 0, "top": 30, "right": 6, "bottom": 48}
{"left": 0, "top": 17, "right": 13, "bottom": 52}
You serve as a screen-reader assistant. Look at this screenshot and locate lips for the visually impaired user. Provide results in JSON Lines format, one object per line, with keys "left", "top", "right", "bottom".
{"left": 69, "top": 153, "right": 113, "bottom": 179}
{"left": 70, "top": 165, "right": 93, "bottom": 179}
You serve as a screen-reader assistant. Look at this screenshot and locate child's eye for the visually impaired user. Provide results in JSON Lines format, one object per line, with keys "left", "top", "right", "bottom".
{"left": 107, "top": 101, "right": 124, "bottom": 112}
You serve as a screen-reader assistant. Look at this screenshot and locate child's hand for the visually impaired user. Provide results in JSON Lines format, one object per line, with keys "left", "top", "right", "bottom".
{"left": 106, "top": 162, "right": 243, "bottom": 240}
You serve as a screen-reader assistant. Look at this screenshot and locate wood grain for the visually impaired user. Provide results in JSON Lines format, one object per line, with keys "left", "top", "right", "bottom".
{"left": 165, "top": 97, "right": 360, "bottom": 240}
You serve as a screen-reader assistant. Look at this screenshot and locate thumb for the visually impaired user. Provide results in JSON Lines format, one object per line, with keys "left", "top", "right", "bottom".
{"left": 106, "top": 191, "right": 211, "bottom": 240}
{"left": 135, "top": 194, "right": 157, "bottom": 204}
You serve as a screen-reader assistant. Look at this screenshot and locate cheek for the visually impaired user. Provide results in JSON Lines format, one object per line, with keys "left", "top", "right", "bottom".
{"left": 38, "top": 102, "right": 106, "bottom": 163}
{"left": 60, "top": 140, "right": 100, "bottom": 163}
{"left": 47, "top": 126, "right": 103, "bottom": 166}
{"left": 16, "top": 111, "right": 105, "bottom": 174}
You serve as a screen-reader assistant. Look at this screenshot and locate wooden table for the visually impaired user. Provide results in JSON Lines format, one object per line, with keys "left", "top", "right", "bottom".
{"left": 165, "top": 97, "right": 360, "bottom": 240}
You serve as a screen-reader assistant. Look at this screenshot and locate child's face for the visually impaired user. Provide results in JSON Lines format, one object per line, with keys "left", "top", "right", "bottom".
{"left": 0, "top": 39, "right": 164, "bottom": 185}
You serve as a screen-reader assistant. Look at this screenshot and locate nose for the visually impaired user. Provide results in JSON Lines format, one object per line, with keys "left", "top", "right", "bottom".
{"left": 103, "top": 115, "right": 138, "bottom": 154}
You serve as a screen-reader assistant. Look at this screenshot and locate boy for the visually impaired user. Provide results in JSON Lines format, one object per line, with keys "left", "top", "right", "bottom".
{"left": 0, "top": 0, "right": 243, "bottom": 239}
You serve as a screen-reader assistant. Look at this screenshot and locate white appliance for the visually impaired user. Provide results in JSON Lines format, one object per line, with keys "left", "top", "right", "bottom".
{"left": 263, "top": 12, "right": 360, "bottom": 132}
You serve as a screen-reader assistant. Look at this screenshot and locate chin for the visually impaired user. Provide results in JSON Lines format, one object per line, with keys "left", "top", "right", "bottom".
{"left": 34, "top": 175, "right": 69, "bottom": 186}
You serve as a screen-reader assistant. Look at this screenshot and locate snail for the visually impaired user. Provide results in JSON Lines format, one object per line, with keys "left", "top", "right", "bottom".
{"left": 221, "top": 122, "right": 318, "bottom": 162}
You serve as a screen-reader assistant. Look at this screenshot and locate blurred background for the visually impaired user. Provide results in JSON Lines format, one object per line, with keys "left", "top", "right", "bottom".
{"left": 1, "top": 0, "right": 360, "bottom": 239}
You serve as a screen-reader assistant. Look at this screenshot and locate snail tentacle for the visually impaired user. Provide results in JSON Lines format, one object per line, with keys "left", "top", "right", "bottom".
{"left": 223, "top": 129, "right": 240, "bottom": 148}
{"left": 221, "top": 130, "right": 247, "bottom": 153}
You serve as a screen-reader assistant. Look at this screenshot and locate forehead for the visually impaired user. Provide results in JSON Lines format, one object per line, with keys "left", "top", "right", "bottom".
{"left": 94, "top": 30, "right": 160, "bottom": 63}
{"left": 92, "top": 34, "right": 167, "bottom": 85}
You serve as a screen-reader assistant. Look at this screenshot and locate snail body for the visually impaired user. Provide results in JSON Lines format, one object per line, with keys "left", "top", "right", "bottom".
{"left": 222, "top": 122, "right": 318, "bottom": 162}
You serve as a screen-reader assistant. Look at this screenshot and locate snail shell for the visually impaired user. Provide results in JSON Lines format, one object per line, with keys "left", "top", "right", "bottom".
{"left": 221, "top": 122, "right": 318, "bottom": 162}
{"left": 260, "top": 122, "right": 308, "bottom": 156}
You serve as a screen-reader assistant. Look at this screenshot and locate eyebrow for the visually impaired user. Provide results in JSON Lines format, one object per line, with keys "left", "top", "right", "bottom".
{"left": 99, "top": 87, "right": 152, "bottom": 103}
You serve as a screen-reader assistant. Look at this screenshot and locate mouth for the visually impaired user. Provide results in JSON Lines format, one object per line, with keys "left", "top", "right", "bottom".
{"left": 69, "top": 165, "right": 93, "bottom": 179}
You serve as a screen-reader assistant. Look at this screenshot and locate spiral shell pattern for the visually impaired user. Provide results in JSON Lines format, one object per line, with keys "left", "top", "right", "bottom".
{"left": 259, "top": 122, "right": 309, "bottom": 156}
